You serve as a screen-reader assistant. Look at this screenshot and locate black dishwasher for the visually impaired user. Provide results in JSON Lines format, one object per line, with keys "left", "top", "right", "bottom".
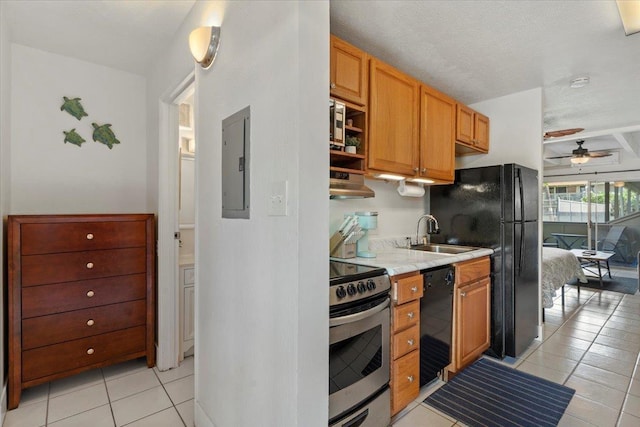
{"left": 419, "top": 265, "right": 455, "bottom": 387}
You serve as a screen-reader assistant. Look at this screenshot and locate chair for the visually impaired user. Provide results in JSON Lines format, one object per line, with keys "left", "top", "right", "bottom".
{"left": 596, "top": 226, "right": 630, "bottom": 263}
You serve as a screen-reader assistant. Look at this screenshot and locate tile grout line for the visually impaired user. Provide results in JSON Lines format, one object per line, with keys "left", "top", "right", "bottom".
{"left": 151, "top": 365, "right": 188, "bottom": 427}
{"left": 615, "top": 294, "right": 640, "bottom": 427}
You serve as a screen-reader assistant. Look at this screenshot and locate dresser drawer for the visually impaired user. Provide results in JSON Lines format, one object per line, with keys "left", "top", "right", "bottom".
{"left": 392, "top": 300, "right": 419, "bottom": 333}
{"left": 392, "top": 324, "right": 419, "bottom": 360}
{"left": 21, "top": 221, "right": 147, "bottom": 255}
{"left": 23, "top": 326, "right": 146, "bottom": 382}
{"left": 23, "top": 300, "right": 146, "bottom": 350}
{"left": 22, "top": 274, "right": 147, "bottom": 318}
{"left": 21, "top": 248, "right": 146, "bottom": 287}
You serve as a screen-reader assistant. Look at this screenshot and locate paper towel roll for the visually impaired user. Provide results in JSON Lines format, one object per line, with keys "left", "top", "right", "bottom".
{"left": 397, "top": 181, "right": 425, "bottom": 197}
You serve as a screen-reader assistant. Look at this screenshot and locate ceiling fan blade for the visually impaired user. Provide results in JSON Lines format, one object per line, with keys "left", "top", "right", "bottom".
{"left": 588, "top": 151, "right": 612, "bottom": 158}
{"left": 545, "top": 154, "right": 572, "bottom": 159}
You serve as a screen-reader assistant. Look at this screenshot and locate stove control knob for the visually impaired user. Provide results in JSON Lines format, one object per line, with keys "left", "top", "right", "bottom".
{"left": 347, "top": 283, "right": 357, "bottom": 296}
{"left": 336, "top": 286, "right": 347, "bottom": 299}
{"left": 367, "top": 279, "right": 376, "bottom": 290}
{"left": 357, "top": 281, "right": 366, "bottom": 293}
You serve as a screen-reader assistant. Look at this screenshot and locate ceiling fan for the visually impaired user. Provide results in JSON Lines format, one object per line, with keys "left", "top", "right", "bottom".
{"left": 545, "top": 140, "right": 612, "bottom": 164}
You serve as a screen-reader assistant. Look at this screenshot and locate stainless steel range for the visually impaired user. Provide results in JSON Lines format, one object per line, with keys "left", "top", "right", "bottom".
{"left": 329, "top": 261, "right": 391, "bottom": 427}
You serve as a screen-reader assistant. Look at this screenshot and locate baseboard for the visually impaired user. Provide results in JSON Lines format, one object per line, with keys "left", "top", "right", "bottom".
{"left": 1, "top": 383, "right": 7, "bottom": 426}
{"left": 195, "top": 399, "right": 215, "bottom": 427}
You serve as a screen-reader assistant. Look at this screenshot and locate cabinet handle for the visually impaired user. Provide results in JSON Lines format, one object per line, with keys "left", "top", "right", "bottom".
{"left": 87, "top": 348, "right": 95, "bottom": 355}
{"left": 407, "top": 339, "right": 415, "bottom": 346}
{"left": 461, "top": 291, "right": 467, "bottom": 297}
{"left": 407, "top": 311, "right": 415, "bottom": 319}
{"left": 330, "top": 82, "right": 336, "bottom": 89}
{"left": 86, "top": 290, "right": 95, "bottom": 298}
{"left": 87, "top": 319, "right": 95, "bottom": 326}
{"left": 411, "top": 286, "right": 418, "bottom": 293}
{"left": 407, "top": 375, "right": 414, "bottom": 383}
{"left": 86, "top": 262, "right": 94, "bottom": 269}
{"left": 421, "top": 168, "right": 427, "bottom": 173}
{"left": 86, "top": 233, "right": 94, "bottom": 240}
{"left": 413, "top": 167, "right": 419, "bottom": 173}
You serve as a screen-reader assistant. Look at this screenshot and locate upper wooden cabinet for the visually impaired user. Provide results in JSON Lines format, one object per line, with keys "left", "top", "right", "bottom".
{"left": 368, "top": 58, "right": 420, "bottom": 176}
{"left": 456, "top": 103, "right": 490, "bottom": 155}
{"left": 330, "top": 35, "right": 368, "bottom": 106}
{"left": 419, "top": 85, "right": 456, "bottom": 183}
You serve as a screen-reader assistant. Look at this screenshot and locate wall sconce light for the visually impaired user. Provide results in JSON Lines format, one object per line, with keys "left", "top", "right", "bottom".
{"left": 616, "top": 0, "right": 640, "bottom": 36}
{"left": 189, "top": 26, "right": 221, "bottom": 69}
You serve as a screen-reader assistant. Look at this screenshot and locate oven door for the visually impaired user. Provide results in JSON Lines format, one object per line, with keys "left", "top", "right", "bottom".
{"left": 329, "top": 298, "right": 390, "bottom": 422}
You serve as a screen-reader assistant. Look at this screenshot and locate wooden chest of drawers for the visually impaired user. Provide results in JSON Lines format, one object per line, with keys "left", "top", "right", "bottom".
{"left": 8, "top": 214, "right": 156, "bottom": 409}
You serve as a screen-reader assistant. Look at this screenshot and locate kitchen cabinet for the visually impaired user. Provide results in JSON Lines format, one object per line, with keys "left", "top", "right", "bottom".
{"left": 7, "top": 214, "right": 155, "bottom": 409}
{"left": 390, "top": 272, "right": 423, "bottom": 415}
{"left": 368, "top": 57, "right": 420, "bottom": 177}
{"left": 456, "top": 103, "right": 490, "bottom": 155}
{"left": 330, "top": 35, "right": 368, "bottom": 106}
{"left": 450, "top": 257, "right": 491, "bottom": 374}
{"left": 419, "top": 85, "right": 456, "bottom": 183}
{"left": 330, "top": 99, "right": 367, "bottom": 175}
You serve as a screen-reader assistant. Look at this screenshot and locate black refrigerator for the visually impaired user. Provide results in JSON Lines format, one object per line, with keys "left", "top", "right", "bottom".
{"left": 430, "top": 164, "right": 539, "bottom": 358}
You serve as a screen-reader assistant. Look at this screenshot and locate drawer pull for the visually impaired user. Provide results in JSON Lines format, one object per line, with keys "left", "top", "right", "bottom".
{"left": 86, "top": 233, "right": 94, "bottom": 240}
{"left": 407, "top": 375, "right": 414, "bottom": 383}
{"left": 87, "top": 348, "right": 95, "bottom": 355}
{"left": 87, "top": 319, "right": 95, "bottom": 326}
{"left": 407, "top": 339, "right": 415, "bottom": 346}
{"left": 411, "top": 286, "right": 418, "bottom": 293}
{"left": 407, "top": 312, "right": 415, "bottom": 319}
{"left": 86, "top": 262, "right": 94, "bottom": 269}
{"left": 86, "top": 290, "right": 95, "bottom": 298}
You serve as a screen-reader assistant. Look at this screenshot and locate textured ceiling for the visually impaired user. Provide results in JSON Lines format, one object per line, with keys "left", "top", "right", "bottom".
{"left": 3, "top": 0, "right": 196, "bottom": 75}
{"left": 330, "top": 0, "right": 640, "bottom": 135}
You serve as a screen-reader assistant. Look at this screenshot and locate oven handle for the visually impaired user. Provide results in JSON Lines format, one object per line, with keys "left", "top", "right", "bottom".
{"left": 329, "top": 298, "right": 390, "bottom": 327}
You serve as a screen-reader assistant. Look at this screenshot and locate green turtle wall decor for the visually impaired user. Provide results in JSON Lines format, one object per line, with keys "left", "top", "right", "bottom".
{"left": 63, "top": 129, "right": 86, "bottom": 147}
{"left": 60, "top": 97, "right": 88, "bottom": 120}
{"left": 92, "top": 123, "right": 120, "bottom": 149}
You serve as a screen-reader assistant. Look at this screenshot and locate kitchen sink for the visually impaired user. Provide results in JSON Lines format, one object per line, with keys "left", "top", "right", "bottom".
{"left": 408, "top": 243, "right": 478, "bottom": 254}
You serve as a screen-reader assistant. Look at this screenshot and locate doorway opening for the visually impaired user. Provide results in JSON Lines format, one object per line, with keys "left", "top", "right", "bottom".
{"left": 177, "top": 90, "right": 196, "bottom": 360}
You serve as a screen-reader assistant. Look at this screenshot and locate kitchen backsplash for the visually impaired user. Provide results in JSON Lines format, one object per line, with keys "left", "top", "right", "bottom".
{"left": 330, "top": 178, "right": 430, "bottom": 240}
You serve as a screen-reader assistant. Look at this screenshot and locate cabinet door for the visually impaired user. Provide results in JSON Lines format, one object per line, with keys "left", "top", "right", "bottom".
{"left": 330, "top": 35, "right": 368, "bottom": 105}
{"left": 474, "top": 112, "right": 490, "bottom": 152}
{"left": 368, "top": 58, "right": 419, "bottom": 176}
{"left": 419, "top": 86, "right": 455, "bottom": 182}
{"left": 456, "top": 103, "right": 474, "bottom": 145}
{"left": 455, "top": 277, "right": 491, "bottom": 370}
{"left": 183, "top": 285, "right": 195, "bottom": 342}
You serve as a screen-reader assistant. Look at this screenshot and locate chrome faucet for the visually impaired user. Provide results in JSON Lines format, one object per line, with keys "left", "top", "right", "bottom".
{"left": 416, "top": 214, "right": 440, "bottom": 245}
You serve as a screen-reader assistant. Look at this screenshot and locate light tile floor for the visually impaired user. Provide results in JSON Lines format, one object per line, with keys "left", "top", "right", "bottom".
{"left": 3, "top": 357, "right": 194, "bottom": 427}
{"left": 393, "top": 277, "right": 640, "bottom": 427}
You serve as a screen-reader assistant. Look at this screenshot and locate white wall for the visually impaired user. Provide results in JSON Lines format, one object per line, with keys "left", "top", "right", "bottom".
{"left": 147, "top": 1, "right": 329, "bottom": 426}
{"left": 330, "top": 178, "right": 428, "bottom": 239}
{"left": 10, "top": 44, "right": 147, "bottom": 214}
{"left": 0, "top": 0, "right": 10, "bottom": 419}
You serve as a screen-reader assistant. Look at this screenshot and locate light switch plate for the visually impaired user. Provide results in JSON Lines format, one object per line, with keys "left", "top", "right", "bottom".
{"left": 269, "top": 180, "right": 288, "bottom": 216}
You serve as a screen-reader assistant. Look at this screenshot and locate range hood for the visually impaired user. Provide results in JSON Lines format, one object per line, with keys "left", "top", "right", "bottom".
{"left": 330, "top": 173, "right": 375, "bottom": 199}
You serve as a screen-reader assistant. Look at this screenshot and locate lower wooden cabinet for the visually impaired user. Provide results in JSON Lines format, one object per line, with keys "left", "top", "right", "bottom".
{"left": 390, "top": 272, "right": 423, "bottom": 415}
{"left": 450, "top": 257, "right": 491, "bottom": 374}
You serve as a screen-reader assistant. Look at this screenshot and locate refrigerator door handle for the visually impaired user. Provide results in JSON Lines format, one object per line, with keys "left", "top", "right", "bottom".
{"left": 519, "top": 223, "right": 525, "bottom": 276}
{"left": 517, "top": 168, "right": 525, "bottom": 222}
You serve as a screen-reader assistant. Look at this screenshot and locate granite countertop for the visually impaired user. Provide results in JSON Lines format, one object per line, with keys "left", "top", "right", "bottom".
{"left": 331, "top": 241, "right": 493, "bottom": 276}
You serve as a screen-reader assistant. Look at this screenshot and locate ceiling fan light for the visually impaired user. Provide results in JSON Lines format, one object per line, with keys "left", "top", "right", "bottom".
{"left": 570, "top": 156, "right": 590, "bottom": 165}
